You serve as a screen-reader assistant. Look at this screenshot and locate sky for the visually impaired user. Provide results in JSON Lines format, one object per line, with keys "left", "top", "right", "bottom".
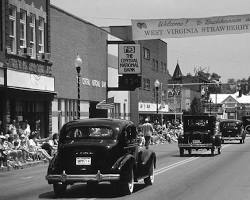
{"left": 50, "top": 0, "right": 250, "bottom": 82}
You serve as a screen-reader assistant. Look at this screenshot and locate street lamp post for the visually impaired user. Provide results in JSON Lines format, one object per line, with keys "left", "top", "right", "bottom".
{"left": 74, "top": 54, "right": 83, "bottom": 119}
{"left": 154, "top": 79, "right": 160, "bottom": 124}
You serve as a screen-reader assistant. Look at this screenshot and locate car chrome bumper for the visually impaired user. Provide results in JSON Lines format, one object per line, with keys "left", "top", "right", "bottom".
{"left": 222, "top": 136, "right": 242, "bottom": 140}
{"left": 178, "top": 143, "right": 213, "bottom": 148}
{"left": 46, "top": 170, "right": 120, "bottom": 183}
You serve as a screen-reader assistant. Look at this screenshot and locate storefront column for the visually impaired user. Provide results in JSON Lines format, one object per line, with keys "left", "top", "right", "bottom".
{"left": 3, "top": 97, "right": 10, "bottom": 133}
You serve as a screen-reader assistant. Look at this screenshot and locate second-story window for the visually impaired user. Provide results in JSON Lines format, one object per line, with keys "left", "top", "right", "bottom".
{"left": 38, "top": 17, "right": 44, "bottom": 53}
{"left": 9, "top": 5, "right": 16, "bottom": 54}
{"left": 155, "top": 60, "right": 159, "bottom": 72}
{"left": 143, "top": 78, "right": 151, "bottom": 91}
{"left": 143, "top": 48, "right": 150, "bottom": 60}
{"left": 20, "top": 10, "right": 27, "bottom": 49}
{"left": 152, "top": 59, "right": 155, "bottom": 71}
{"left": 29, "top": 14, "right": 36, "bottom": 58}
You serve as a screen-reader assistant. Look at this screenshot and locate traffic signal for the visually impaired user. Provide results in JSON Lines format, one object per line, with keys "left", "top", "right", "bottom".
{"left": 118, "top": 74, "right": 141, "bottom": 91}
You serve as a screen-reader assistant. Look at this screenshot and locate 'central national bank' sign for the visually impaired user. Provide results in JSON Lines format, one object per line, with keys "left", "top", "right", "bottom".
{"left": 132, "top": 14, "right": 250, "bottom": 40}
{"left": 118, "top": 44, "right": 141, "bottom": 74}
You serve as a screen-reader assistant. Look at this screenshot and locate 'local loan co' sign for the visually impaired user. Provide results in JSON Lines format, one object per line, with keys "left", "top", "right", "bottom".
{"left": 118, "top": 44, "right": 141, "bottom": 74}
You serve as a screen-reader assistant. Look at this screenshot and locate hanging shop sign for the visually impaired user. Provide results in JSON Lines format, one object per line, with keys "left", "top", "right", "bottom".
{"left": 138, "top": 102, "right": 169, "bottom": 113}
{"left": 81, "top": 77, "right": 106, "bottom": 88}
{"left": 118, "top": 44, "right": 141, "bottom": 74}
{"left": 132, "top": 14, "right": 250, "bottom": 40}
{"left": 0, "top": 66, "right": 4, "bottom": 85}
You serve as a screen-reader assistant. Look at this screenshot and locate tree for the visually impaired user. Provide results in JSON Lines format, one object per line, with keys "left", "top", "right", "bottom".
{"left": 221, "top": 78, "right": 236, "bottom": 94}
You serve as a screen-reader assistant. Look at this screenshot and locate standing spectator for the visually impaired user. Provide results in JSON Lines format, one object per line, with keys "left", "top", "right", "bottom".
{"left": 141, "top": 118, "right": 154, "bottom": 149}
{"left": 24, "top": 120, "right": 31, "bottom": 137}
{"left": 18, "top": 121, "right": 30, "bottom": 138}
{"left": 8, "top": 119, "right": 17, "bottom": 135}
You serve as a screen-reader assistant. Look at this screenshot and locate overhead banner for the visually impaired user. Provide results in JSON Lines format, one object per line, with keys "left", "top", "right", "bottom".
{"left": 132, "top": 14, "right": 250, "bottom": 40}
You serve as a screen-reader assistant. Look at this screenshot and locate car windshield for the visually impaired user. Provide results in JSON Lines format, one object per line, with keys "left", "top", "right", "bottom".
{"left": 221, "top": 122, "right": 238, "bottom": 128}
{"left": 65, "top": 126, "right": 114, "bottom": 139}
{"left": 185, "top": 119, "right": 210, "bottom": 131}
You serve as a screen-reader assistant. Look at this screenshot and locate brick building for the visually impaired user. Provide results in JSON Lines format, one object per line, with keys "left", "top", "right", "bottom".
{"left": 0, "top": 0, "right": 54, "bottom": 137}
{"left": 50, "top": 5, "right": 108, "bottom": 133}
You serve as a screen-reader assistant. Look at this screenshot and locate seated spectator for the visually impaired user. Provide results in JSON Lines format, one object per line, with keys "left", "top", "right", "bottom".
{"left": 18, "top": 134, "right": 33, "bottom": 162}
{"left": 0, "top": 135, "right": 7, "bottom": 168}
{"left": 28, "top": 133, "right": 52, "bottom": 161}
{"left": 3, "top": 134, "right": 22, "bottom": 167}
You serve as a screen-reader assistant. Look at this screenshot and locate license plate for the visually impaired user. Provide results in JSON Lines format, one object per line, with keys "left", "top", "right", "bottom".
{"left": 76, "top": 157, "right": 91, "bottom": 165}
{"left": 193, "top": 140, "right": 200, "bottom": 144}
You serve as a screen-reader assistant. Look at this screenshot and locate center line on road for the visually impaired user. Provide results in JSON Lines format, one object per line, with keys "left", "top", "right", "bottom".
{"left": 154, "top": 137, "right": 249, "bottom": 176}
{"left": 20, "top": 176, "right": 33, "bottom": 179}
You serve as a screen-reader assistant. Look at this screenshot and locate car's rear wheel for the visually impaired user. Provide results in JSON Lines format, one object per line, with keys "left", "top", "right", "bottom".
{"left": 179, "top": 148, "right": 184, "bottom": 157}
{"left": 211, "top": 148, "right": 214, "bottom": 156}
{"left": 120, "top": 168, "right": 134, "bottom": 195}
{"left": 53, "top": 183, "right": 67, "bottom": 196}
{"left": 144, "top": 162, "right": 154, "bottom": 185}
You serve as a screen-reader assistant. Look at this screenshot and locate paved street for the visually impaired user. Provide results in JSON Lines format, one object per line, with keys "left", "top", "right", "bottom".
{"left": 1, "top": 138, "right": 250, "bottom": 200}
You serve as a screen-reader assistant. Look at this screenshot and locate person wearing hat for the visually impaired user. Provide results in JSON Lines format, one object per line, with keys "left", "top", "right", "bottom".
{"left": 141, "top": 118, "right": 154, "bottom": 149}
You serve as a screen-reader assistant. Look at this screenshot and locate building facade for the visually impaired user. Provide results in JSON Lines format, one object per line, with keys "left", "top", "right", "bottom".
{"left": 50, "top": 5, "right": 108, "bottom": 133}
{"left": 0, "top": 0, "right": 54, "bottom": 137}
{"left": 104, "top": 26, "right": 171, "bottom": 125}
{"left": 210, "top": 93, "right": 250, "bottom": 120}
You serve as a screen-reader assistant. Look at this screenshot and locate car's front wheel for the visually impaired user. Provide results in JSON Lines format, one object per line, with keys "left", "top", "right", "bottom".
{"left": 144, "top": 163, "right": 154, "bottom": 185}
{"left": 53, "top": 183, "right": 67, "bottom": 196}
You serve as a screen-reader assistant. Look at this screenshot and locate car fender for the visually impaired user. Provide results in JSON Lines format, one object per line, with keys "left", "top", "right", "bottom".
{"left": 138, "top": 149, "right": 156, "bottom": 168}
{"left": 112, "top": 154, "right": 135, "bottom": 171}
{"left": 47, "top": 155, "right": 58, "bottom": 175}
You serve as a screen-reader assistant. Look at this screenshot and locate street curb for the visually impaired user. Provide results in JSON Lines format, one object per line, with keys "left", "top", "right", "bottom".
{"left": 0, "top": 160, "right": 49, "bottom": 173}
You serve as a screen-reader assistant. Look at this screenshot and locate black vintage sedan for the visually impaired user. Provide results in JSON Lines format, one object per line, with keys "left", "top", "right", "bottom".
{"left": 178, "top": 115, "right": 221, "bottom": 156}
{"left": 46, "top": 118, "right": 156, "bottom": 196}
{"left": 242, "top": 115, "right": 250, "bottom": 134}
{"left": 219, "top": 119, "right": 246, "bottom": 144}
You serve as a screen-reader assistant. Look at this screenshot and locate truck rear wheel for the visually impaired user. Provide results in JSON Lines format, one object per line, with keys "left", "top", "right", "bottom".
{"left": 179, "top": 148, "right": 184, "bottom": 157}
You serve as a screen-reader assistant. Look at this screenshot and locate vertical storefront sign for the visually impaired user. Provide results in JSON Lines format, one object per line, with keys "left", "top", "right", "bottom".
{"left": 118, "top": 44, "right": 141, "bottom": 74}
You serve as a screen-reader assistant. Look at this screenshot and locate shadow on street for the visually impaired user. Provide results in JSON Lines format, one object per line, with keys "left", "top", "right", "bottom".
{"left": 39, "top": 182, "right": 148, "bottom": 199}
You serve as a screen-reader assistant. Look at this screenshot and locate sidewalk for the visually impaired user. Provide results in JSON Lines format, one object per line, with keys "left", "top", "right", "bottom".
{"left": 0, "top": 159, "right": 49, "bottom": 173}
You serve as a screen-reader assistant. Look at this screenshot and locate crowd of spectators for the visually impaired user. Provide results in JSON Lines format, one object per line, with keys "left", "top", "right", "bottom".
{"left": 138, "top": 119, "right": 183, "bottom": 147}
{"left": 0, "top": 119, "right": 58, "bottom": 169}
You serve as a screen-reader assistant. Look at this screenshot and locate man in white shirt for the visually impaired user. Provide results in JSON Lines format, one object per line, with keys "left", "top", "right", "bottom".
{"left": 141, "top": 118, "right": 154, "bottom": 149}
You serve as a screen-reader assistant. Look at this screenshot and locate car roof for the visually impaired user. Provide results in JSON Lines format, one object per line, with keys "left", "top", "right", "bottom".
{"left": 220, "top": 119, "right": 242, "bottom": 123}
{"left": 61, "top": 118, "right": 134, "bottom": 132}
{"left": 183, "top": 115, "right": 216, "bottom": 119}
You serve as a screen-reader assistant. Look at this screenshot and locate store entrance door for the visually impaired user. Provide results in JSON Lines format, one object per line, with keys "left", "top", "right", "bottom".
{"left": 89, "top": 101, "right": 107, "bottom": 118}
